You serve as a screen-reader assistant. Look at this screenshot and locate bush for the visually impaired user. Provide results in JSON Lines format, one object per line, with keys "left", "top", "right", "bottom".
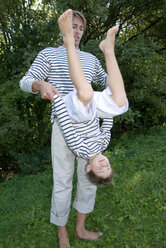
{"left": 0, "top": 3, "right": 165, "bottom": 177}
{"left": 83, "top": 36, "right": 166, "bottom": 133}
{"left": 0, "top": 78, "right": 52, "bottom": 179}
{"left": 116, "top": 36, "right": 166, "bottom": 130}
{"left": 17, "top": 147, "right": 51, "bottom": 174}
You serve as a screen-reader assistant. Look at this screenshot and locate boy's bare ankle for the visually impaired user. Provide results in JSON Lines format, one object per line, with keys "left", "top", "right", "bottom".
{"left": 104, "top": 48, "right": 115, "bottom": 56}
{"left": 99, "top": 40, "right": 115, "bottom": 54}
{"left": 99, "top": 26, "right": 118, "bottom": 53}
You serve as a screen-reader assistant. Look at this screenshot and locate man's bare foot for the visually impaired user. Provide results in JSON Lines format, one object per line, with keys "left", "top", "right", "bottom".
{"left": 58, "top": 226, "right": 70, "bottom": 248}
{"left": 76, "top": 227, "right": 103, "bottom": 241}
{"left": 99, "top": 26, "right": 119, "bottom": 53}
{"left": 75, "top": 212, "right": 102, "bottom": 241}
{"left": 58, "top": 9, "right": 74, "bottom": 45}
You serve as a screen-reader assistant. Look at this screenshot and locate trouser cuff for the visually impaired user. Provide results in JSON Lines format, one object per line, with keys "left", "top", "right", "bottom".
{"left": 50, "top": 209, "right": 69, "bottom": 226}
{"left": 73, "top": 200, "right": 95, "bottom": 214}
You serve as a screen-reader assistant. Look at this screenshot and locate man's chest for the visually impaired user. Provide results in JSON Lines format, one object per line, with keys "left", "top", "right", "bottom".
{"left": 48, "top": 54, "right": 96, "bottom": 83}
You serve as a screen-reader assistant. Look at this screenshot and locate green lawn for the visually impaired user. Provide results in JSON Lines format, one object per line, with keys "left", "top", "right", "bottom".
{"left": 0, "top": 126, "right": 165, "bottom": 248}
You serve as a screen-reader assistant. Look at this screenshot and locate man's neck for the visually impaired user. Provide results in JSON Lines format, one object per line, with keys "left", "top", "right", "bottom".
{"left": 62, "top": 43, "right": 79, "bottom": 50}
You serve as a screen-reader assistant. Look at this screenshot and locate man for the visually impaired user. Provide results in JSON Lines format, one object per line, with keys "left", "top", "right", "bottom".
{"left": 20, "top": 9, "right": 108, "bottom": 248}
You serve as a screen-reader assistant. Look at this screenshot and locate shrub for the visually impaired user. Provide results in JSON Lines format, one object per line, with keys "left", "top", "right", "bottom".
{"left": 0, "top": 78, "right": 51, "bottom": 179}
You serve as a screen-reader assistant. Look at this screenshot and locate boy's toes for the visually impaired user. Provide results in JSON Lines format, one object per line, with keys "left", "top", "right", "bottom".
{"left": 110, "top": 26, "right": 119, "bottom": 34}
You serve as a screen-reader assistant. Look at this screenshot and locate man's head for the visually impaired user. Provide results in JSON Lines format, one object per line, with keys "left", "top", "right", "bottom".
{"left": 72, "top": 10, "right": 86, "bottom": 49}
{"left": 86, "top": 154, "right": 114, "bottom": 187}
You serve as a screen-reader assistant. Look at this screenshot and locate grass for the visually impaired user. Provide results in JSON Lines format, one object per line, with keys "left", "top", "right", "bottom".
{"left": 0, "top": 126, "right": 165, "bottom": 248}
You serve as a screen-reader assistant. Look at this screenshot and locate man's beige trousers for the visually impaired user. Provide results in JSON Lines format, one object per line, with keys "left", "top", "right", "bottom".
{"left": 50, "top": 119, "right": 97, "bottom": 226}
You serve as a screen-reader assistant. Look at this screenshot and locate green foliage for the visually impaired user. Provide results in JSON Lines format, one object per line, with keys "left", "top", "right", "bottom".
{"left": 0, "top": 0, "right": 165, "bottom": 176}
{"left": 0, "top": 126, "right": 165, "bottom": 247}
{"left": 113, "top": 35, "right": 166, "bottom": 131}
{"left": 17, "top": 147, "right": 51, "bottom": 174}
{"left": 83, "top": 35, "right": 166, "bottom": 132}
{"left": 0, "top": 77, "right": 51, "bottom": 178}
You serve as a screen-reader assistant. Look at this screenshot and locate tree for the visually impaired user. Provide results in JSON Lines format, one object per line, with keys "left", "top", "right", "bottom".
{"left": 0, "top": 0, "right": 165, "bottom": 178}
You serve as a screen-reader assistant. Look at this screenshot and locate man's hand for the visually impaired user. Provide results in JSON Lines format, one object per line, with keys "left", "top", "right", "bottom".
{"left": 32, "top": 80, "right": 61, "bottom": 103}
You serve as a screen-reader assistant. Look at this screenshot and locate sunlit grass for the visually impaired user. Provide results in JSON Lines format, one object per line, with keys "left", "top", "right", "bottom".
{"left": 0, "top": 126, "right": 165, "bottom": 248}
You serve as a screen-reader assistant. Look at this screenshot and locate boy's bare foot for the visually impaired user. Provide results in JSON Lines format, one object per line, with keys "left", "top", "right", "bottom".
{"left": 58, "top": 226, "right": 70, "bottom": 248}
{"left": 99, "top": 26, "right": 119, "bottom": 53}
{"left": 76, "top": 227, "right": 103, "bottom": 241}
{"left": 58, "top": 9, "right": 74, "bottom": 45}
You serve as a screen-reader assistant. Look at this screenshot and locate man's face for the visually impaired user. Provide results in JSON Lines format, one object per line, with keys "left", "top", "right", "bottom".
{"left": 87, "top": 154, "right": 112, "bottom": 178}
{"left": 72, "top": 17, "right": 84, "bottom": 49}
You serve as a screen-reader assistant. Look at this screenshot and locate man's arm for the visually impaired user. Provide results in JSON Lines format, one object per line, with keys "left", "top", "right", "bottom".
{"left": 92, "top": 57, "right": 108, "bottom": 89}
{"left": 19, "top": 50, "right": 60, "bottom": 102}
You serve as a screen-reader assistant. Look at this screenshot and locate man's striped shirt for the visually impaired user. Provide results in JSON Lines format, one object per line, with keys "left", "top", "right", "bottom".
{"left": 19, "top": 46, "right": 108, "bottom": 122}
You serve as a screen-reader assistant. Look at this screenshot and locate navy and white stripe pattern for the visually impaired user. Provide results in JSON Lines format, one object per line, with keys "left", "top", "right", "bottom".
{"left": 53, "top": 95, "right": 113, "bottom": 159}
{"left": 23, "top": 46, "right": 107, "bottom": 120}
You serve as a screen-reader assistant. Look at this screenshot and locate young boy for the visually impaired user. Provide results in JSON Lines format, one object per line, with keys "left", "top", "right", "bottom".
{"left": 52, "top": 9, "right": 128, "bottom": 186}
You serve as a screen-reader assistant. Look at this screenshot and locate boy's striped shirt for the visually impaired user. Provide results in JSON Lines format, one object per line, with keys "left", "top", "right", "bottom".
{"left": 53, "top": 94, "right": 113, "bottom": 159}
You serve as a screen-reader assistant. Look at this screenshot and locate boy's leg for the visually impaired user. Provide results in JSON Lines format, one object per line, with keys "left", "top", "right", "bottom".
{"left": 99, "top": 26, "right": 127, "bottom": 107}
{"left": 58, "top": 9, "right": 93, "bottom": 106}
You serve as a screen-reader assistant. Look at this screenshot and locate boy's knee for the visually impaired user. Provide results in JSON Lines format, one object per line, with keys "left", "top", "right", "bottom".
{"left": 78, "top": 88, "right": 94, "bottom": 106}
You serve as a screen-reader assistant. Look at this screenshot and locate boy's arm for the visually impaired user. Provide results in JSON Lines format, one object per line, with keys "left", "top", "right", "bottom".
{"left": 100, "top": 118, "right": 113, "bottom": 152}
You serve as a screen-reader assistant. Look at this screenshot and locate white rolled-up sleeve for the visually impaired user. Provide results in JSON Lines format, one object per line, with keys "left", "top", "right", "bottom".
{"left": 19, "top": 75, "right": 36, "bottom": 93}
